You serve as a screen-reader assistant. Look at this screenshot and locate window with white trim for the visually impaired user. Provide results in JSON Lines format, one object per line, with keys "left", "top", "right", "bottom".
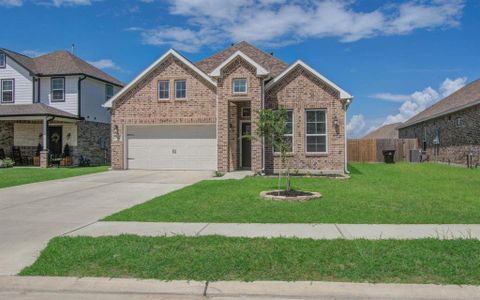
{"left": 274, "top": 110, "right": 293, "bottom": 153}
{"left": 233, "top": 78, "right": 247, "bottom": 94}
{"left": 0, "top": 52, "right": 5, "bottom": 68}
{"left": 305, "top": 110, "right": 327, "bottom": 153}
{"left": 158, "top": 80, "right": 169, "bottom": 100}
{"left": 105, "top": 84, "right": 114, "bottom": 100}
{"left": 175, "top": 80, "right": 186, "bottom": 99}
{"left": 51, "top": 77, "right": 65, "bottom": 102}
{"left": 1, "top": 79, "right": 14, "bottom": 103}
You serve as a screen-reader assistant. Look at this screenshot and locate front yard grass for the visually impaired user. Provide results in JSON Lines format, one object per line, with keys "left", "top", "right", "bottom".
{"left": 0, "top": 166, "right": 109, "bottom": 189}
{"left": 20, "top": 235, "right": 480, "bottom": 285}
{"left": 105, "top": 163, "right": 480, "bottom": 224}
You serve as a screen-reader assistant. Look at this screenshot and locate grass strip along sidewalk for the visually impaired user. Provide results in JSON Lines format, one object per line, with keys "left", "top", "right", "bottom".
{"left": 21, "top": 235, "right": 480, "bottom": 285}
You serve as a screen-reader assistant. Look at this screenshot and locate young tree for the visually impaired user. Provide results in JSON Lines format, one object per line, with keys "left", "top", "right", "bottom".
{"left": 252, "top": 108, "right": 293, "bottom": 192}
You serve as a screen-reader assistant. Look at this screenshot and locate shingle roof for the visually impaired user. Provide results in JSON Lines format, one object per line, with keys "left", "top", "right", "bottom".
{"left": 0, "top": 103, "right": 78, "bottom": 119}
{"left": 0, "top": 48, "right": 123, "bottom": 86}
{"left": 400, "top": 79, "right": 480, "bottom": 128}
{"left": 363, "top": 123, "right": 401, "bottom": 139}
{"left": 195, "top": 41, "right": 288, "bottom": 77}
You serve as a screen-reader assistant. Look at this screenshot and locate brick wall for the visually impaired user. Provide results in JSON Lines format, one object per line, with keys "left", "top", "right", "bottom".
{"left": 265, "top": 65, "right": 346, "bottom": 174}
{"left": 216, "top": 57, "right": 263, "bottom": 172}
{"left": 110, "top": 55, "right": 217, "bottom": 169}
{"left": 399, "top": 104, "right": 480, "bottom": 166}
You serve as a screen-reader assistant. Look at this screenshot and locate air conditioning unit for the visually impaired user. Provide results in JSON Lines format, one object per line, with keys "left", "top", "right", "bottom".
{"left": 410, "top": 149, "right": 421, "bottom": 163}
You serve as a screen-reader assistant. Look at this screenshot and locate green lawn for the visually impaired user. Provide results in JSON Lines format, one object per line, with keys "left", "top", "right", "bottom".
{"left": 105, "top": 163, "right": 480, "bottom": 224}
{"left": 0, "top": 166, "right": 109, "bottom": 189}
{"left": 20, "top": 235, "right": 480, "bottom": 284}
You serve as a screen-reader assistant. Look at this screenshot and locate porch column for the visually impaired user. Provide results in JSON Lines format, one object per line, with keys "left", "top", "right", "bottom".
{"left": 40, "top": 117, "right": 49, "bottom": 168}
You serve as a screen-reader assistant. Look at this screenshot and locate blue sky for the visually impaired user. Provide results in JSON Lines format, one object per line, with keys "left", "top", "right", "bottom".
{"left": 1, "top": 0, "right": 479, "bottom": 137}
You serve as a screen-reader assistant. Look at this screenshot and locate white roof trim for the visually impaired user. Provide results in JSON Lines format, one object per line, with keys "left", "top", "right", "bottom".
{"left": 265, "top": 60, "right": 353, "bottom": 100}
{"left": 209, "top": 50, "right": 269, "bottom": 77}
{"left": 103, "top": 49, "right": 216, "bottom": 108}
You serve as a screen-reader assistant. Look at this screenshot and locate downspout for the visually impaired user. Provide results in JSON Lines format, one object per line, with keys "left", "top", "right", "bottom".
{"left": 261, "top": 79, "right": 266, "bottom": 175}
{"left": 77, "top": 75, "right": 87, "bottom": 118}
{"left": 343, "top": 98, "right": 352, "bottom": 174}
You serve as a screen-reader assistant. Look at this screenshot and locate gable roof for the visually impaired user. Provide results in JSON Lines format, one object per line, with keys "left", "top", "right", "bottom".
{"left": 196, "top": 41, "right": 288, "bottom": 77}
{"left": 266, "top": 60, "right": 353, "bottom": 100}
{"left": 209, "top": 50, "right": 270, "bottom": 77}
{"left": 363, "top": 123, "right": 401, "bottom": 139}
{"left": 0, "top": 48, "right": 123, "bottom": 86}
{"left": 103, "top": 49, "right": 216, "bottom": 108}
{"left": 399, "top": 79, "right": 480, "bottom": 129}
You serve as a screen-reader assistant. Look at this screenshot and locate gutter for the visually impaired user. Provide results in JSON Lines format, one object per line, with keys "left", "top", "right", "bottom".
{"left": 343, "top": 97, "right": 353, "bottom": 174}
{"left": 78, "top": 75, "right": 87, "bottom": 118}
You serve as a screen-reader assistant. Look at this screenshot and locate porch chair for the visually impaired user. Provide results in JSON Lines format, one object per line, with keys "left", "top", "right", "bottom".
{"left": 11, "top": 147, "right": 25, "bottom": 166}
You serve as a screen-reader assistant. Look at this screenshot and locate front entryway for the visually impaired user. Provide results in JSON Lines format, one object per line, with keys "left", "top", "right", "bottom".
{"left": 240, "top": 121, "right": 251, "bottom": 169}
{"left": 48, "top": 126, "right": 63, "bottom": 157}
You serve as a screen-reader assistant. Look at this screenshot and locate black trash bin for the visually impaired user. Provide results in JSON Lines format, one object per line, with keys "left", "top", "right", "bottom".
{"left": 382, "top": 150, "right": 395, "bottom": 164}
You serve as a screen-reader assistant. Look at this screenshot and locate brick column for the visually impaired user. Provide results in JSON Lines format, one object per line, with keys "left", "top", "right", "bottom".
{"left": 40, "top": 150, "right": 49, "bottom": 168}
{"left": 217, "top": 97, "right": 229, "bottom": 172}
{"left": 250, "top": 81, "right": 263, "bottom": 173}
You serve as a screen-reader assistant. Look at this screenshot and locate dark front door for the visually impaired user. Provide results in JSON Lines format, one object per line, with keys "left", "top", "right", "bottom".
{"left": 241, "top": 122, "right": 251, "bottom": 169}
{"left": 48, "top": 126, "right": 63, "bottom": 157}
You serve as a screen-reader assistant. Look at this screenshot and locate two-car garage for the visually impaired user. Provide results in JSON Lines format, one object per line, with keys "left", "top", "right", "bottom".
{"left": 125, "top": 125, "right": 217, "bottom": 170}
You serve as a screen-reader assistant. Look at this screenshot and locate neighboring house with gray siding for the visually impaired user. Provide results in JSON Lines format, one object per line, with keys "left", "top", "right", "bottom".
{"left": 398, "top": 79, "right": 480, "bottom": 167}
{"left": 104, "top": 42, "right": 353, "bottom": 174}
{"left": 0, "top": 48, "right": 123, "bottom": 166}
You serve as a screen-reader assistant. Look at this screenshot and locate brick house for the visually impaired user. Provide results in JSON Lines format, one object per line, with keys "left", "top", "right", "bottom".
{"left": 104, "top": 42, "right": 353, "bottom": 174}
{"left": 398, "top": 79, "right": 480, "bottom": 167}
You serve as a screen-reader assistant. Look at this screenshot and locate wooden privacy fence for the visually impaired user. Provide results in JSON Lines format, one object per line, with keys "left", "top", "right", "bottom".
{"left": 348, "top": 139, "right": 418, "bottom": 163}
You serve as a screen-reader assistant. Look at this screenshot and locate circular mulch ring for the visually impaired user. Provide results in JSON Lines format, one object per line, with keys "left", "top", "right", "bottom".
{"left": 260, "top": 190, "right": 322, "bottom": 202}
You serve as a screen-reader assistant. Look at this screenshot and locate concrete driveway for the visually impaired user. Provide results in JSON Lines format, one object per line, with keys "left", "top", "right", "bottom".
{"left": 0, "top": 170, "right": 211, "bottom": 275}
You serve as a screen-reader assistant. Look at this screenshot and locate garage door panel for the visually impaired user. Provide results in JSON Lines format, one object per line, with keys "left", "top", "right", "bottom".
{"left": 127, "top": 125, "right": 217, "bottom": 170}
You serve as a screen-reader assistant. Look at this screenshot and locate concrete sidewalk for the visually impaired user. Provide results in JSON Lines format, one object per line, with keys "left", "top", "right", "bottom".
{"left": 67, "top": 221, "right": 480, "bottom": 240}
{"left": 1, "top": 276, "right": 479, "bottom": 300}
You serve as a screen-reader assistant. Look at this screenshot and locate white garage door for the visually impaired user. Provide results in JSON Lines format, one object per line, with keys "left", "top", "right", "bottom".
{"left": 126, "top": 125, "right": 217, "bottom": 170}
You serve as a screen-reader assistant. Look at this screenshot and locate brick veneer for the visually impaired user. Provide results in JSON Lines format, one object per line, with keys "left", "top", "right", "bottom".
{"left": 399, "top": 104, "right": 480, "bottom": 166}
{"left": 110, "top": 55, "right": 217, "bottom": 169}
{"left": 265, "top": 65, "right": 347, "bottom": 174}
{"left": 109, "top": 50, "right": 348, "bottom": 174}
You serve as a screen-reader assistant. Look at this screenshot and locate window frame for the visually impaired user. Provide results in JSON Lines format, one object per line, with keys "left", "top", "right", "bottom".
{"left": 232, "top": 78, "right": 247, "bottom": 94}
{"left": 157, "top": 80, "right": 170, "bottom": 100}
{"left": 105, "top": 84, "right": 114, "bottom": 101}
{"left": 273, "top": 109, "right": 294, "bottom": 154}
{"left": 305, "top": 109, "right": 328, "bottom": 154}
{"left": 51, "top": 77, "right": 65, "bottom": 102}
{"left": 0, "top": 52, "right": 5, "bottom": 69}
{"left": 241, "top": 107, "right": 251, "bottom": 118}
{"left": 174, "top": 79, "right": 187, "bottom": 100}
{"left": 1, "top": 78, "right": 14, "bottom": 103}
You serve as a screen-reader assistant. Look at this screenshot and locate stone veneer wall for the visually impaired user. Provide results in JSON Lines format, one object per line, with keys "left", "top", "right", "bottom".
{"left": 265, "top": 65, "right": 347, "bottom": 174}
{"left": 110, "top": 54, "right": 217, "bottom": 170}
{"left": 72, "top": 120, "right": 111, "bottom": 165}
{"left": 0, "top": 121, "right": 14, "bottom": 157}
{"left": 399, "top": 104, "right": 480, "bottom": 166}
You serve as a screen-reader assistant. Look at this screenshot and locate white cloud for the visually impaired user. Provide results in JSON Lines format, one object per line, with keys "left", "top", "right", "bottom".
{"left": 347, "top": 114, "right": 366, "bottom": 137}
{"left": 21, "top": 50, "right": 46, "bottom": 57}
{"left": 87, "top": 59, "right": 122, "bottom": 71}
{"left": 0, "top": 0, "right": 22, "bottom": 7}
{"left": 439, "top": 77, "right": 467, "bottom": 97}
{"left": 136, "top": 0, "right": 465, "bottom": 52}
{"left": 52, "top": 0, "right": 92, "bottom": 6}
{"left": 378, "top": 77, "right": 467, "bottom": 126}
{"left": 370, "top": 93, "right": 411, "bottom": 102}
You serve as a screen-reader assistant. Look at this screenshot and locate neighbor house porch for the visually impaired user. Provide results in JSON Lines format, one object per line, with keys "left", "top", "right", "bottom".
{"left": 0, "top": 104, "right": 79, "bottom": 167}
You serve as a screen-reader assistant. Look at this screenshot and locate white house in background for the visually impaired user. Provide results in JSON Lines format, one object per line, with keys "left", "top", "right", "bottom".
{"left": 0, "top": 48, "right": 123, "bottom": 167}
